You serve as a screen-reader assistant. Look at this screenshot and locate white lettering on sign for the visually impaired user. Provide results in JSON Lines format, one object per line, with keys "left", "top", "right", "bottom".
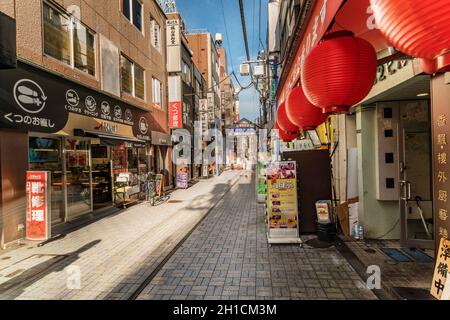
{"left": 366, "top": 5, "right": 379, "bottom": 30}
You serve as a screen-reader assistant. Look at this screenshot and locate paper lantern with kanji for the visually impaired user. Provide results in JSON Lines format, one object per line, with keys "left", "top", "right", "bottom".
{"left": 301, "top": 31, "right": 377, "bottom": 114}
{"left": 371, "top": 0, "right": 450, "bottom": 74}
{"left": 274, "top": 121, "right": 299, "bottom": 142}
{"left": 285, "top": 86, "right": 328, "bottom": 131}
{"left": 276, "top": 102, "right": 300, "bottom": 134}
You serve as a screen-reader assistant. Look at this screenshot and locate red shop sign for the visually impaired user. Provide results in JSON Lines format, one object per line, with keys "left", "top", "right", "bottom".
{"left": 169, "top": 101, "right": 182, "bottom": 129}
{"left": 26, "top": 171, "right": 51, "bottom": 241}
{"left": 279, "top": 0, "right": 345, "bottom": 104}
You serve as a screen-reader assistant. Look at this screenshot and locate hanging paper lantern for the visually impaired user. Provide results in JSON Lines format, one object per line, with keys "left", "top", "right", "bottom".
{"left": 301, "top": 31, "right": 377, "bottom": 114}
{"left": 371, "top": 0, "right": 450, "bottom": 74}
{"left": 274, "top": 121, "right": 299, "bottom": 142}
{"left": 285, "top": 86, "right": 328, "bottom": 131}
{"left": 276, "top": 102, "right": 300, "bottom": 134}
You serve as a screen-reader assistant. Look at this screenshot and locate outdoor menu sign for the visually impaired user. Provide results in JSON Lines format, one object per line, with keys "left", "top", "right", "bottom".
{"left": 176, "top": 166, "right": 189, "bottom": 189}
{"left": 266, "top": 161, "right": 301, "bottom": 244}
{"left": 431, "top": 238, "right": 450, "bottom": 300}
{"left": 26, "top": 171, "right": 51, "bottom": 241}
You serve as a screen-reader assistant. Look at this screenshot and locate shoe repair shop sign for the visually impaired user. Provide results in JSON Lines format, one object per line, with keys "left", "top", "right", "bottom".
{"left": 0, "top": 62, "right": 152, "bottom": 141}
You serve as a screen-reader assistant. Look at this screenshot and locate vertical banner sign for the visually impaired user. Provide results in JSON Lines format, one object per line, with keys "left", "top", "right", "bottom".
{"left": 432, "top": 75, "right": 450, "bottom": 253}
{"left": 168, "top": 76, "right": 182, "bottom": 129}
{"left": 257, "top": 158, "right": 267, "bottom": 203}
{"left": 176, "top": 164, "right": 189, "bottom": 189}
{"left": 26, "top": 171, "right": 51, "bottom": 241}
{"left": 430, "top": 238, "right": 450, "bottom": 300}
{"left": 266, "top": 161, "right": 302, "bottom": 244}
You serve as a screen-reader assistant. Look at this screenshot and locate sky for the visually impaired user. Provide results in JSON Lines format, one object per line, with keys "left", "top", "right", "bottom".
{"left": 175, "top": 0, "right": 268, "bottom": 122}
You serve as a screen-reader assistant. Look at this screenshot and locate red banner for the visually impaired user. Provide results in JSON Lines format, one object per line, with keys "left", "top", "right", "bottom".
{"left": 169, "top": 101, "right": 182, "bottom": 129}
{"left": 279, "top": 0, "right": 345, "bottom": 104}
{"left": 26, "top": 171, "right": 50, "bottom": 241}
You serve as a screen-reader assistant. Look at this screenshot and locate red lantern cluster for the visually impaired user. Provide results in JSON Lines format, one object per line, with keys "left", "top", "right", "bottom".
{"left": 285, "top": 86, "right": 328, "bottom": 131}
{"left": 301, "top": 31, "right": 377, "bottom": 115}
{"left": 371, "top": 0, "right": 450, "bottom": 74}
{"left": 274, "top": 121, "right": 299, "bottom": 142}
{"left": 276, "top": 102, "right": 300, "bottom": 133}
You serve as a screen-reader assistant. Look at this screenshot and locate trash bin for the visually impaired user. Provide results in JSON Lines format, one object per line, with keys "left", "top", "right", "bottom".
{"left": 317, "top": 222, "right": 336, "bottom": 242}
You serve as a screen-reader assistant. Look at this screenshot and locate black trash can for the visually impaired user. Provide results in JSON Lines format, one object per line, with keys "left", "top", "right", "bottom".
{"left": 317, "top": 222, "right": 336, "bottom": 242}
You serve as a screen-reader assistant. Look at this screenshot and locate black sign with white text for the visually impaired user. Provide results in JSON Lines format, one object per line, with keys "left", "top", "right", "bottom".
{"left": 0, "top": 61, "right": 152, "bottom": 141}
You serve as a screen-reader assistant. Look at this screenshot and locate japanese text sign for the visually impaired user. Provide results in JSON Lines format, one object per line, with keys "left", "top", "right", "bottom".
{"left": 26, "top": 171, "right": 51, "bottom": 241}
{"left": 431, "top": 238, "right": 450, "bottom": 300}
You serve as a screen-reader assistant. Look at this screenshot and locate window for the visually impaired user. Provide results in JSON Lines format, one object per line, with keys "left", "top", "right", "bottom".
{"left": 122, "top": 0, "right": 143, "bottom": 31}
{"left": 182, "top": 60, "right": 191, "bottom": 84}
{"left": 43, "top": 2, "right": 96, "bottom": 76}
{"left": 152, "top": 78, "right": 162, "bottom": 108}
{"left": 150, "top": 18, "right": 161, "bottom": 51}
{"left": 121, "top": 55, "right": 145, "bottom": 100}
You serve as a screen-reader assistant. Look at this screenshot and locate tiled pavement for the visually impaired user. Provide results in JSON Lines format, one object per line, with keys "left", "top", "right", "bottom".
{"left": 0, "top": 170, "right": 241, "bottom": 300}
{"left": 136, "top": 173, "right": 378, "bottom": 300}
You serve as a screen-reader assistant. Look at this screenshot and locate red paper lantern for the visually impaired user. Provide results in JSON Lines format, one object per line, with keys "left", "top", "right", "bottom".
{"left": 301, "top": 31, "right": 377, "bottom": 114}
{"left": 285, "top": 86, "right": 328, "bottom": 131}
{"left": 276, "top": 102, "right": 300, "bottom": 133}
{"left": 274, "top": 121, "right": 299, "bottom": 142}
{"left": 371, "top": 0, "right": 450, "bottom": 74}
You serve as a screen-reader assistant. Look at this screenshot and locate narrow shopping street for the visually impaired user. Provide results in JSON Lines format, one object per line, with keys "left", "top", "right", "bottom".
{"left": 0, "top": 170, "right": 376, "bottom": 300}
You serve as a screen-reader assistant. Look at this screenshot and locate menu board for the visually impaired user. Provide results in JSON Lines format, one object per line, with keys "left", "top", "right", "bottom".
{"left": 257, "top": 159, "right": 267, "bottom": 203}
{"left": 266, "top": 161, "right": 301, "bottom": 244}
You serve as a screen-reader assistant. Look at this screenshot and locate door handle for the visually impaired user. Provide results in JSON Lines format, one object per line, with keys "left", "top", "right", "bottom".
{"left": 399, "top": 180, "right": 411, "bottom": 200}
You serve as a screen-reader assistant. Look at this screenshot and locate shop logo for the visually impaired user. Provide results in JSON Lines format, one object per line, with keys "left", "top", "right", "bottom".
{"left": 66, "top": 89, "right": 80, "bottom": 107}
{"left": 85, "top": 96, "right": 97, "bottom": 112}
{"left": 139, "top": 117, "right": 149, "bottom": 134}
{"left": 101, "top": 101, "right": 110, "bottom": 116}
{"left": 114, "top": 105, "right": 122, "bottom": 119}
{"left": 13, "top": 79, "right": 47, "bottom": 114}
{"left": 125, "top": 108, "right": 133, "bottom": 122}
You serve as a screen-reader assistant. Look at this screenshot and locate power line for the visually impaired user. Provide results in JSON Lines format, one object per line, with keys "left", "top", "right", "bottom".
{"left": 238, "top": 0, "right": 251, "bottom": 62}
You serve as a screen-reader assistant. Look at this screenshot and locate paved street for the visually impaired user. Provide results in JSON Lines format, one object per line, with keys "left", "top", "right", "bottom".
{"left": 0, "top": 170, "right": 377, "bottom": 300}
{"left": 136, "top": 173, "right": 377, "bottom": 300}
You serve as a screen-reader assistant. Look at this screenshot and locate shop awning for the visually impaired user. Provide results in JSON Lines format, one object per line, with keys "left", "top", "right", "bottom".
{"left": 75, "top": 129, "right": 147, "bottom": 148}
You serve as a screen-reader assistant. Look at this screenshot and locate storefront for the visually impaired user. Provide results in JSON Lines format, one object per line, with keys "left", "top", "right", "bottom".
{"left": 0, "top": 61, "right": 153, "bottom": 243}
{"left": 151, "top": 130, "right": 173, "bottom": 190}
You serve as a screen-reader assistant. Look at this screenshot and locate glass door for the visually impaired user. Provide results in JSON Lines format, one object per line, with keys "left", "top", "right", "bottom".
{"left": 399, "top": 123, "right": 434, "bottom": 249}
{"left": 29, "top": 136, "right": 65, "bottom": 225}
{"left": 65, "top": 138, "right": 92, "bottom": 219}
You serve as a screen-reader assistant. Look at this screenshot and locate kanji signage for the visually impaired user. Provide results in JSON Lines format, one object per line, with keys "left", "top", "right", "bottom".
{"left": 432, "top": 74, "right": 450, "bottom": 252}
{"left": 26, "top": 171, "right": 51, "bottom": 241}
{"left": 431, "top": 238, "right": 450, "bottom": 300}
{"left": 169, "top": 101, "right": 182, "bottom": 129}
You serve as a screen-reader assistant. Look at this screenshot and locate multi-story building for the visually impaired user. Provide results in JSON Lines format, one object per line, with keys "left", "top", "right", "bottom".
{"left": 186, "top": 32, "right": 221, "bottom": 131}
{"left": 186, "top": 31, "right": 222, "bottom": 176}
{"left": 217, "top": 47, "right": 237, "bottom": 130}
{"left": 165, "top": 11, "right": 196, "bottom": 185}
{"left": 0, "top": 0, "right": 172, "bottom": 246}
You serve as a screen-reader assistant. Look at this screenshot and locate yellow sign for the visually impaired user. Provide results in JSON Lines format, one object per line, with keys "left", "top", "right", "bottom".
{"left": 266, "top": 162, "right": 298, "bottom": 230}
{"left": 431, "top": 238, "right": 450, "bottom": 300}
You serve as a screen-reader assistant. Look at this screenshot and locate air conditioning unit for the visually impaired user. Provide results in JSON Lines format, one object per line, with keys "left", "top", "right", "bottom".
{"left": 240, "top": 63, "right": 250, "bottom": 76}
